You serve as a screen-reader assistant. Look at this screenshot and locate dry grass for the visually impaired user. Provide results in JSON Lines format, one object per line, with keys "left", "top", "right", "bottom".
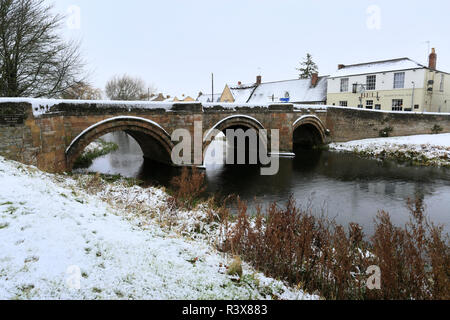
{"left": 221, "top": 196, "right": 449, "bottom": 300}
{"left": 170, "top": 167, "right": 206, "bottom": 210}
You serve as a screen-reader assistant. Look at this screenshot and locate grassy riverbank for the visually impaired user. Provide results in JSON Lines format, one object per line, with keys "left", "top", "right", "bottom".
{"left": 330, "top": 133, "right": 450, "bottom": 167}
{"left": 73, "top": 139, "right": 119, "bottom": 169}
{"left": 0, "top": 157, "right": 316, "bottom": 300}
{"left": 1, "top": 156, "right": 448, "bottom": 300}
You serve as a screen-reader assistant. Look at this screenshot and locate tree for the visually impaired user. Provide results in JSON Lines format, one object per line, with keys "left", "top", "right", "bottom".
{"left": 105, "top": 74, "right": 155, "bottom": 101}
{"left": 297, "top": 53, "right": 319, "bottom": 79}
{"left": 61, "top": 82, "right": 102, "bottom": 100}
{"left": 0, "top": 0, "right": 86, "bottom": 98}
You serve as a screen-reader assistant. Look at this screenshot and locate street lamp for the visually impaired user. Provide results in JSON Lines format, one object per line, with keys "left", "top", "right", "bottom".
{"left": 411, "top": 81, "right": 416, "bottom": 110}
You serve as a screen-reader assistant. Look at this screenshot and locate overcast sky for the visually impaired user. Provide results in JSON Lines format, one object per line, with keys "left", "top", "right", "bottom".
{"left": 49, "top": 0, "right": 450, "bottom": 98}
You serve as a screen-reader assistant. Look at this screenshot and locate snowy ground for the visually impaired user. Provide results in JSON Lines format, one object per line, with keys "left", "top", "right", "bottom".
{"left": 330, "top": 133, "right": 450, "bottom": 167}
{"left": 0, "top": 157, "right": 317, "bottom": 300}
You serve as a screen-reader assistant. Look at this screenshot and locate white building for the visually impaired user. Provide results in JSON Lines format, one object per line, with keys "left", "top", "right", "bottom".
{"left": 327, "top": 49, "right": 450, "bottom": 113}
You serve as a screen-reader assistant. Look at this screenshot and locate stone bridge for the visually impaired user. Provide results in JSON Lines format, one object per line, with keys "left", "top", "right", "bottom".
{"left": 1, "top": 99, "right": 450, "bottom": 173}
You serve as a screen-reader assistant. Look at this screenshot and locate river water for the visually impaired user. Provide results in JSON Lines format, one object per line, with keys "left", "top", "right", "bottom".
{"left": 84, "top": 132, "right": 450, "bottom": 236}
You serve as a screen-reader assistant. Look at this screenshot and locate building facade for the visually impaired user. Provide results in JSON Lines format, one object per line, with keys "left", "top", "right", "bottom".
{"left": 327, "top": 49, "right": 450, "bottom": 113}
{"left": 215, "top": 75, "right": 328, "bottom": 105}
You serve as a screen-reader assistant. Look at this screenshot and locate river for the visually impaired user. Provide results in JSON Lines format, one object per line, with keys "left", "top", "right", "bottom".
{"left": 81, "top": 132, "right": 450, "bottom": 236}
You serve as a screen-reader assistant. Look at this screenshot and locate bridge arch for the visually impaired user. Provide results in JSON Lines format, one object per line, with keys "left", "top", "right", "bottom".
{"left": 292, "top": 115, "right": 327, "bottom": 147}
{"left": 66, "top": 116, "right": 174, "bottom": 171}
{"left": 203, "top": 115, "right": 267, "bottom": 164}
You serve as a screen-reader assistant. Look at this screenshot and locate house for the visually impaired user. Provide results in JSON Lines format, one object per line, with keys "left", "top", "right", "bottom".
{"left": 327, "top": 49, "right": 450, "bottom": 113}
{"left": 197, "top": 92, "right": 222, "bottom": 103}
{"left": 173, "top": 94, "right": 195, "bottom": 102}
{"left": 149, "top": 93, "right": 168, "bottom": 102}
{"left": 217, "top": 75, "right": 328, "bottom": 105}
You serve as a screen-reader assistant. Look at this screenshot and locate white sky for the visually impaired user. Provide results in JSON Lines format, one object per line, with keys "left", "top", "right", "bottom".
{"left": 48, "top": 0, "right": 450, "bottom": 99}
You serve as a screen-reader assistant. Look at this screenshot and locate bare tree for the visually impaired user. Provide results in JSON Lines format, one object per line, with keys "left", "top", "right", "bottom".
{"left": 105, "top": 74, "right": 155, "bottom": 101}
{"left": 0, "top": 0, "right": 86, "bottom": 98}
{"left": 61, "top": 81, "right": 102, "bottom": 100}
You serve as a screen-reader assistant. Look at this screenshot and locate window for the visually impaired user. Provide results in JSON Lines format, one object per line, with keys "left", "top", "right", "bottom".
{"left": 375, "top": 104, "right": 381, "bottom": 110}
{"left": 440, "top": 74, "right": 445, "bottom": 92}
{"left": 340, "top": 78, "right": 349, "bottom": 92}
{"left": 392, "top": 99, "right": 403, "bottom": 111}
{"left": 339, "top": 101, "right": 348, "bottom": 107}
{"left": 358, "top": 104, "right": 363, "bottom": 109}
{"left": 366, "top": 75, "right": 376, "bottom": 90}
{"left": 366, "top": 100, "right": 374, "bottom": 109}
{"left": 414, "top": 105, "right": 419, "bottom": 109}
{"left": 394, "top": 72, "right": 405, "bottom": 89}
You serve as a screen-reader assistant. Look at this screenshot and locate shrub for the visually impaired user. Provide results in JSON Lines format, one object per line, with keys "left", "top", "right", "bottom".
{"left": 379, "top": 127, "right": 394, "bottom": 138}
{"left": 221, "top": 196, "right": 449, "bottom": 300}
{"left": 170, "top": 167, "right": 207, "bottom": 210}
{"left": 431, "top": 124, "right": 443, "bottom": 135}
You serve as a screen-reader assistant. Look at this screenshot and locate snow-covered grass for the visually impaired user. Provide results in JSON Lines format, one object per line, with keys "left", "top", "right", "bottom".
{"left": 73, "top": 139, "right": 119, "bottom": 169}
{"left": 330, "top": 133, "right": 450, "bottom": 167}
{"left": 0, "top": 157, "right": 318, "bottom": 300}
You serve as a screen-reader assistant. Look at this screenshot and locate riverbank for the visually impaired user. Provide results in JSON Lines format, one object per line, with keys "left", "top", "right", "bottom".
{"left": 329, "top": 133, "right": 450, "bottom": 167}
{"left": 0, "top": 156, "right": 317, "bottom": 300}
{"left": 73, "top": 139, "right": 119, "bottom": 169}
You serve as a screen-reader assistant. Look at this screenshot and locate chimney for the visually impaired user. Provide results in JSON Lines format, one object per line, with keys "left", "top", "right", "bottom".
{"left": 238, "top": 81, "right": 242, "bottom": 86}
{"left": 256, "top": 75, "right": 262, "bottom": 85}
{"left": 338, "top": 64, "right": 345, "bottom": 70}
{"left": 311, "top": 73, "right": 319, "bottom": 87}
{"left": 429, "top": 48, "right": 437, "bottom": 70}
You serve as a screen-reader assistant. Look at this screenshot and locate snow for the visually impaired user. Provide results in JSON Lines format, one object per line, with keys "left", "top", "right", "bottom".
{"left": 0, "top": 98, "right": 175, "bottom": 117}
{"left": 197, "top": 93, "right": 222, "bottom": 103}
{"left": 330, "top": 133, "right": 450, "bottom": 166}
{"left": 0, "top": 157, "right": 318, "bottom": 300}
{"left": 330, "top": 58, "right": 424, "bottom": 78}
{"left": 293, "top": 115, "right": 324, "bottom": 128}
{"left": 248, "top": 78, "right": 327, "bottom": 104}
{"left": 229, "top": 86, "right": 257, "bottom": 103}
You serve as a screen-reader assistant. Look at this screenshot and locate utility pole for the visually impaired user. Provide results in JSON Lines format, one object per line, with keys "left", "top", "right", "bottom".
{"left": 211, "top": 73, "right": 214, "bottom": 103}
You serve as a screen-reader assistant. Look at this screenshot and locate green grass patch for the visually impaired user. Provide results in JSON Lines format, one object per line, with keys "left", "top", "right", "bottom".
{"left": 73, "top": 139, "right": 119, "bottom": 169}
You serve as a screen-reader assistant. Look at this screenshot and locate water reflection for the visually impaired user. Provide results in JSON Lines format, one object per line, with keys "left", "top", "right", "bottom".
{"left": 83, "top": 132, "right": 450, "bottom": 236}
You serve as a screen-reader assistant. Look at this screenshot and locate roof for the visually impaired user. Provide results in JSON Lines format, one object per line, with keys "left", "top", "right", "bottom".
{"left": 197, "top": 93, "right": 222, "bottom": 103}
{"left": 229, "top": 84, "right": 258, "bottom": 103}
{"left": 330, "top": 58, "right": 425, "bottom": 78}
{"left": 247, "top": 77, "right": 328, "bottom": 104}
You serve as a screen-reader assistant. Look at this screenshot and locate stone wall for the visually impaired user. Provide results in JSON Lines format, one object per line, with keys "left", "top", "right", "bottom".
{"left": 326, "top": 107, "right": 450, "bottom": 142}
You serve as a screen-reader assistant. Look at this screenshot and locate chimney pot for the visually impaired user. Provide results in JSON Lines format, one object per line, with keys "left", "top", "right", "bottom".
{"left": 238, "top": 81, "right": 242, "bottom": 86}
{"left": 429, "top": 48, "right": 437, "bottom": 70}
